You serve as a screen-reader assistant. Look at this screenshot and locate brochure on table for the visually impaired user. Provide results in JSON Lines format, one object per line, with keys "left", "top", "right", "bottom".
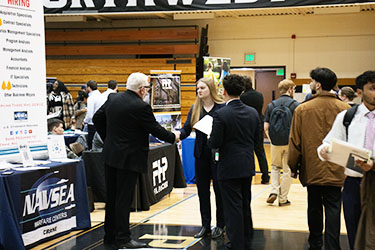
{"left": 47, "top": 135, "right": 68, "bottom": 160}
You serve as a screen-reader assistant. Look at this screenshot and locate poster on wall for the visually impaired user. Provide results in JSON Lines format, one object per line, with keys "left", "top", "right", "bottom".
{"left": 150, "top": 70, "right": 181, "bottom": 112}
{"left": 155, "top": 112, "right": 181, "bottom": 132}
{"left": 203, "top": 57, "right": 231, "bottom": 96}
{"left": 0, "top": 0, "right": 48, "bottom": 161}
{"left": 153, "top": 112, "right": 182, "bottom": 155}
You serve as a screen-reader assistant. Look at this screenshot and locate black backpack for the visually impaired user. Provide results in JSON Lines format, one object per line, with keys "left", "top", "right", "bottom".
{"left": 343, "top": 104, "right": 359, "bottom": 140}
{"left": 268, "top": 99, "right": 296, "bottom": 145}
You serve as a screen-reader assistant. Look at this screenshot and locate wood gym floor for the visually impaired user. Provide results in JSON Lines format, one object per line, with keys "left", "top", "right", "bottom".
{"left": 31, "top": 144, "right": 350, "bottom": 250}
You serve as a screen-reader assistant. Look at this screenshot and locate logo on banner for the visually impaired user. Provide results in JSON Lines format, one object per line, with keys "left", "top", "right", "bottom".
{"left": 161, "top": 79, "right": 172, "bottom": 90}
{"left": 21, "top": 169, "right": 77, "bottom": 242}
{"left": 14, "top": 111, "right": 28, "bottom": 121}
{"left": 153, "top": 157, "right": 169, "bottom": 194}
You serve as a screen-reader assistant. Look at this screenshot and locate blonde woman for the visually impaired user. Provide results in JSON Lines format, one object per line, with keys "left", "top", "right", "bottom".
{"left": 339, "top": 86, "right": 357, "bottom": 107}
{"left": 179, "top": 77, "right": 225, "bottom": 238}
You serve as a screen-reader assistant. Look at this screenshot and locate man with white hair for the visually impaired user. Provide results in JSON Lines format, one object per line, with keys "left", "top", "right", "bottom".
{"left": 94, "top": 72, "right": 179, "bottom": 249}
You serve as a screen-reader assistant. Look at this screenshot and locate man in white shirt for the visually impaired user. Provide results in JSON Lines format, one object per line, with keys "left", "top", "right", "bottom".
{"left": 84, "top": 80, "right": 102, "bottom": 149}
{"left": 318, "top": 71, "right": 375, "bottom": 250}
{"left": 101, "top": 80, "right": 118, "bottom": 104}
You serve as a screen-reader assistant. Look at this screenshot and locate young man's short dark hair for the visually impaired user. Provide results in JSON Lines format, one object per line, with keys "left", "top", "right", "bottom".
{"left": 223, "top": 74, "right": 244, "bottom": 96}
{"left": 48, "top": 118, "right": 63, "bottom": 132}
{"left": 86, "top": 80, "right": 97, "bottom": 90}
{"left": 108, "top": 80, "right": 117, "bottom": 90}
{"left": 356, "top": 71, "right": 375, "bottom": 90}
{"left": 77, "top": 90, "right": 88, "bottom": 102}
{"left": 310, "top": 67, "right": 337, "bottom": 91}
{"left": 242, "top": 76, "right": 253, "bottom": 91}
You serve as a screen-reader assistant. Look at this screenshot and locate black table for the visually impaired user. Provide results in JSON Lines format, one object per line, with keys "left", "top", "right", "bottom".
{"left": 0, "top": 160, "right": 91, "bottom": 250}
{"left": 82, "top": 143, "right": 186, "bottom": 211}
{"left": 64, "top": 133, "right": 80, "bottom": 147}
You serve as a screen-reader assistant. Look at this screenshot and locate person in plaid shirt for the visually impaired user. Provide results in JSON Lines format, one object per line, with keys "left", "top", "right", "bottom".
{"left": 47, "top": 80, "right": 74, "bottom": 129}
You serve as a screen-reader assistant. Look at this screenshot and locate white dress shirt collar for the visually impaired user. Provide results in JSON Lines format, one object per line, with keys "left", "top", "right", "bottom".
{"left": 226, "top": 98, "right": 239, "bottom": 105}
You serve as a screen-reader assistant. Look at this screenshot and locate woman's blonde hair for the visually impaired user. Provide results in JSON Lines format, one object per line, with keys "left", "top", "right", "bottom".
{"left": 190, "top": 77, "right": 223, "bottom": 126}
{"left": 340, "top": 86, "right": 357, "bottom": 101}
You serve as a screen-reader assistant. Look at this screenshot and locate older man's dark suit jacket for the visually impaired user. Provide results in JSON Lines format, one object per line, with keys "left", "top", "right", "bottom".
{"left": 208, "top": 99, "right": 260, "bottom": 180}
{"left": 93, "top": 90, "right": 175, "bottom": 173}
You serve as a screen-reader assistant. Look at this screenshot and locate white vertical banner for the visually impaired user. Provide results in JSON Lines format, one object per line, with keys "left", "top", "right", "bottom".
{"left": 0, "top": 0, "right": 47, "bottom": 160}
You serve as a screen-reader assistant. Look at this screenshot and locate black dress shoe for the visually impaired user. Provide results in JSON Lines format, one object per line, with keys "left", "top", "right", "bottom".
{"left": 211, "top": 226, "right": 224, "bottom": 239}
{"left": 194, "top": 227, "right": 211, "bottom": 238}
{"left": 118, "top": 239, "right": 147, "bottom": 249}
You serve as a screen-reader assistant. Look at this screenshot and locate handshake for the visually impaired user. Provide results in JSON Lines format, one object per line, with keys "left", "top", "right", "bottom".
{"left": 172, "top": 131, "right": 181, "bottom": 143}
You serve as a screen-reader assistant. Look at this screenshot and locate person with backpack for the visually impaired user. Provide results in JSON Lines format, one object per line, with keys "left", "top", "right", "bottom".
{"left": 288, "top": 67, "right": 350, "bottom": 250}
{"left": 318, "top": 71, "right": 375, "bottom": 250}
{"left": 264, "top": 79, "right": 299, "bottom": 206}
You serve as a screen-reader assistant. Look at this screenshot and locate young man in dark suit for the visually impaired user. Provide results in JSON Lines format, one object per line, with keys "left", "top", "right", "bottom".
{"left": 240, "top": 75, "right": 270, "bottom": 184}
{"left": 208, "top": 74, "right": 260, "bottom": 250}
{"left": 93, "top": 72, "right": 178, "bottom": 249}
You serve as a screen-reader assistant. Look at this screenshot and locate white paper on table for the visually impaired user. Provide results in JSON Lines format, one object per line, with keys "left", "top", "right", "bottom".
{"left": 12, "top": 166, "right": 51, "bottom": 171}
{"left": 193, "top": 115, "right": 213, "bottom": 136}
{"left": 51, "top": 158, "right": 80, "bottom": 163}
{"left": 0, "top": 161, "right": 20, "bottom": 170}
{"left": 328, "top": 139, "right": 372, "bottom": 168}
{"left": 33, "top": 160, "right": 52, "bottom": 165}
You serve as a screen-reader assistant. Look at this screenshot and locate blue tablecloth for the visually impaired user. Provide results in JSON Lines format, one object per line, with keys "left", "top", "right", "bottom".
{"left": 0, "top": 160, "right": 91, "bottom": 250}
{"left": 181, "top": 137, "right": 196, "bottom": 184}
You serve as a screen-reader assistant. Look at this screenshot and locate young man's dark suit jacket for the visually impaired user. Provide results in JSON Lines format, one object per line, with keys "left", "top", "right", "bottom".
{"left": 93, "top": 90, "right": 175, "bottom": 244}
{"left": 209, "top": 99, "right": 259, "bottom": 180}
{"left": 208, "top": 99, "right": 260, "bottom": 250}
{"left": 240, "top": 89, "right": 270, "bottom": 182}
{"left": 94, "top": 90, "right": 175, "bottom": 173}
{"left": 240, "top": 89, "right": 263, "bottom": 115}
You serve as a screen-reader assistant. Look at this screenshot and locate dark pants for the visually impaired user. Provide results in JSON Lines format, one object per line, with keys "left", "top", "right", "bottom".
{"left": 104, "top": 165, "right": 139, "bottom": 244}
{"left": 307, "top": 185, "right": 342, "bottom": 250}
{"left": 255, "top": 119, "right": 269, "bottom": 182}
{"left": 87, "top": 124, "right": 96, "bottom": 150}
{"left": 342, "top": 177, "right": 362, "bottom": 250}
{"left": 219, "top": 177, "right": 253, "bottom": 250}
{"left": 195, "top": 149, "right": 225, "bottom": 229}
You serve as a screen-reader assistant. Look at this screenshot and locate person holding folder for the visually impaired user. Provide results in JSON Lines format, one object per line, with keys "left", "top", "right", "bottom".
{"left": 179, "top": 77, "right": 225, "bottom": 239}
{"left": 318, "top": 71, "right": 375, "bottom": 250}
